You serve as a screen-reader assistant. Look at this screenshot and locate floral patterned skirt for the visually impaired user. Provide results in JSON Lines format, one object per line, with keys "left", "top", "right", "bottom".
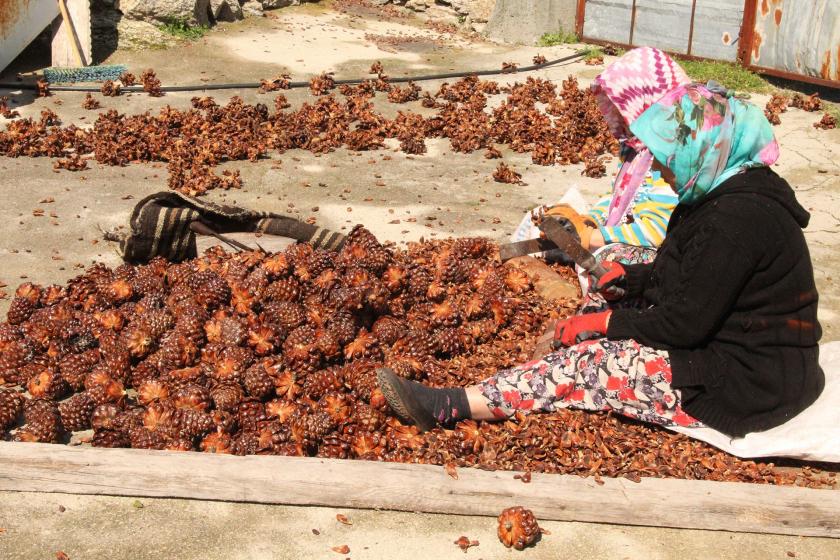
{"left": 478, "top": 243, "right": 701, "bottom": 429}
{"left": 478, "top": 339, "right": 701, "bottom": 428}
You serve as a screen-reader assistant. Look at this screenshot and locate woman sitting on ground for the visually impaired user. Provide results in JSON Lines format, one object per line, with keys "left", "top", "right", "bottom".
{"left": 546, "top": 47, "right": 689, "bottom": 310}
{"left": 378, "top": 81, "right": 824, "bottom": 438}
{"left": 578, "top": 46, "right": 689, "bottom": 254}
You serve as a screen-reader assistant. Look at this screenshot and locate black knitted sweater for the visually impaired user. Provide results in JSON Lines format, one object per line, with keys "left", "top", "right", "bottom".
{"left": 607, "top": 167, "right": 824, "bottom": 437}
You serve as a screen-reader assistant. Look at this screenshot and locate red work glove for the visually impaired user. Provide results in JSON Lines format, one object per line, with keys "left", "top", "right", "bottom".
{"left": 590, "top": 261, "right": 626, "bottom": 301}
{"left": 553, "top": 311, "right": 612, "bottom": 348}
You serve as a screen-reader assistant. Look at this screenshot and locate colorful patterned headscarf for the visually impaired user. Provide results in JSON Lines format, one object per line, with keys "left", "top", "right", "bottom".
{"left": 592, "top": 47, "right": 691, "bottom": 139}
{"left": 591, "top": 48, "right": 690, "bottom": 226}
{"left": 629, "top": 82, "right": 780, "bottom": 205}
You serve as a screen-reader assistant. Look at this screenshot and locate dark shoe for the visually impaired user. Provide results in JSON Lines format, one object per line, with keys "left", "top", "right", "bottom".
{"left": 376, "top": 367, "right": 437, "bottom": 432}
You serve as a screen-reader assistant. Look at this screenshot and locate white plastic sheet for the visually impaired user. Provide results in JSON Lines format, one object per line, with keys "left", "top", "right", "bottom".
{"left": 670, "top": 341, "right": 840, "bottom": 463}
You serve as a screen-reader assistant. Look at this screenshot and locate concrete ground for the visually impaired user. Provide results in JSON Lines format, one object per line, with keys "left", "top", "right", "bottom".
{"left": 1, "top": 491, "right": 839, "bottom": 560}
{"left": 1, "top": 3, "right": 838, "bottom": 558}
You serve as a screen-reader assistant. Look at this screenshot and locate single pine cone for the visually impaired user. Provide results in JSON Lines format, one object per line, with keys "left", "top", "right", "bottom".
{"left": 497, "top": 506, "right": 540, "bottom": 550}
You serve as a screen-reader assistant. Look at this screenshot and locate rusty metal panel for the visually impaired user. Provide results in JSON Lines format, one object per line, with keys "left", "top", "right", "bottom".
{"left": 632, "top": 0, "right": 692, "bottom": 54}
{"left": 582, "top": 0, "right": 634, "bottom": 45}
{"left": 1, "top": 0, "right": 60, "bottom": 73}
{"left": 749, "top": 0, "right": 840, "bottom": 83}
{"left": 690, "top": 0, "right": 744, "bottom": 61}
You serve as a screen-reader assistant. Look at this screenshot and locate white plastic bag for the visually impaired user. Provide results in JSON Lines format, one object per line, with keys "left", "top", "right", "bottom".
{"left": 509, "top": 185, "right": 591, "bottom": 243}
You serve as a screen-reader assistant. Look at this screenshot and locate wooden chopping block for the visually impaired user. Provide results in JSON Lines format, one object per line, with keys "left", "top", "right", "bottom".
{"left": 507, "top": 255, "right": 579, "bottom": 301}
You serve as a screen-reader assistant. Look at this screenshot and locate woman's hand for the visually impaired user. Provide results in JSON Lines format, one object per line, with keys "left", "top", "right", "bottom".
{"left": 553, "top": 311, "right": 612, "bottom": 347}
{"left": 590, "top": 260, "right": 627, "bottom": 301}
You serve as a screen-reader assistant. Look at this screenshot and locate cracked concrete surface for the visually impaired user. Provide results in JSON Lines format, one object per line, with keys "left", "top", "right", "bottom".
{"left": 1, "top": 3, "right": 839, "bottom": 559}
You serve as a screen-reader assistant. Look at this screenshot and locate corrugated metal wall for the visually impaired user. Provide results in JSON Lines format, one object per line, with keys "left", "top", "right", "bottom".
{"left": 691, "top": 1, "right": 744, "bottom": 61}
{"left": 746, "top": 0, "right": 839, "bottom": 83}
{"left": 581, "top": 0, "right": 634, "bottom": 45}
{"left": 580, "top": 0, "right": 743, "bottom": 61}
{"left": 578, "top": 0, "right": 838, "bottom": 87}
{"left": 633, "top": 0, "right": 694, "bottom": 54}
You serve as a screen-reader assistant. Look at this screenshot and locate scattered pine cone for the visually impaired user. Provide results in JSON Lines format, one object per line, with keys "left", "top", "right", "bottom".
{"left": 82, "top": 93, "right": 101, "bottom": 110}
{"left": 0, "top": 96, "right": 20, "bottom": 119}
{"left": 791, "top": 93, "right": 821, "bottom": 112}
{"left": 493, "top": 163, "right": 522, "bottom": 184}
{"left": 309, "top": 72, "right": 336, "bottom": 96}
{"left": 0, "top": 67, "right": 618, "bottom": 197}
{"left": 54, "top": 154, "right": 88, "bottom": 171}
{"left": 140, "top": 69, "right": 163, "bottom": 97}
{"left": 36, "top": 79, "right": 50, "bottom": 97}
{"left": 501, "top": 62, "right": 518, "bottom": 73}
{"left": 100, "top": 80, "right": 121, "bottom": 97}
{"left": 387, "top": 82, "right": 422, "bottom": 104}
{"left": 259, "top": 74, "right": 292, "bottom": 93}
{"left": 764, "top": 94, "right": 789, "bottom": 126}
{"left": 582, "top": 155, "right": 607, "bottom": 178}
{"left": 814, "top": 113, "right": 837, "bottom": 130}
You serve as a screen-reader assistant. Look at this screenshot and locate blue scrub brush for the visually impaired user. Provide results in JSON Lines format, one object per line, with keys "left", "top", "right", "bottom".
{"left": 43, "top": 65, "right": 127, "bottom": 83}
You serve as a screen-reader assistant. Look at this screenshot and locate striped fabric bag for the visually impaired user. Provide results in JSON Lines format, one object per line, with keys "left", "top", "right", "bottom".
{"left": 105, "top": 192, "right": 346, "bottom": 263}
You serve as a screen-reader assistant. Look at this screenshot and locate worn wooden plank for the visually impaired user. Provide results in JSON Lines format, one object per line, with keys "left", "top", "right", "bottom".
{"left": 0, "top": 443, "right": 837, "bottom": 537}
{"left": 508, "top": 255, "right": 579, "bottom": 301}
{"left": 51, "top": 0, "right": 91, "bottom": 68}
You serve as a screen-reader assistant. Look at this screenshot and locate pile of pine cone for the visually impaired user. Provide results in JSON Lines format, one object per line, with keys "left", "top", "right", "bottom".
{"left": 0, "top": 228, "right": 833, "bottom": 487}
{"left": 791, "top": 93, "right": 822, "bottom": 112}
{"left": 764, "top": 93, "right": 788, "bottom": 126}
{"left": 814, "top": 113, "right": 837, "bottom": 130}
{"left": 0, "top": 69, "right": 617, "bottom": 195}
{"left": 764, "top": 92, "right": 835, "bottom": 130}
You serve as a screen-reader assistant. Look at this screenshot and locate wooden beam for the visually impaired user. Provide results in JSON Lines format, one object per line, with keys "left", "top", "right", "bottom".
{"left": 51, "top": 0, "right": 91, "bottom": 68}
{"left": 1, "top": 443, "right": 838, "bottom": 537}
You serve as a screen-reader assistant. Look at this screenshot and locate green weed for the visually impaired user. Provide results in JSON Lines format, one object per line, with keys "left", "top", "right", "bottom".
{"left": 823, "top": 102, "right": 840, "bottom": 122}
{"left": 538, "top": 31, "right": 579, "bottom": 47}
{"left": 679, "top": 59, "right": 771, "bottom": 93}
{"left": 160, "top": 18, "right": 209, "bottom": 40}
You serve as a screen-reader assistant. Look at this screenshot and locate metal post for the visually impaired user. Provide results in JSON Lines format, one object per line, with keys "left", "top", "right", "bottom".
{"left": 687, "top": 0, "right": 698, "bottom": 55}
{"left": 575, "top": 0, "right": 587, "bottom": 38}
{"left": 737, "top": 0, "right": 757, "bottom": 66}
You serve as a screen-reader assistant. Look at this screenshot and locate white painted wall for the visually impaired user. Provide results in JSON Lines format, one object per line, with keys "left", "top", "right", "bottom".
{"left": 0, "top": 0, "right": 60, "bottom": 72}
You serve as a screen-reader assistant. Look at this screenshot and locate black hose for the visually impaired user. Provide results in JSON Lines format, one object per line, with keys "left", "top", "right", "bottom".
{"left": 0, "top": 51, "right": 585, "bottom": 93}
